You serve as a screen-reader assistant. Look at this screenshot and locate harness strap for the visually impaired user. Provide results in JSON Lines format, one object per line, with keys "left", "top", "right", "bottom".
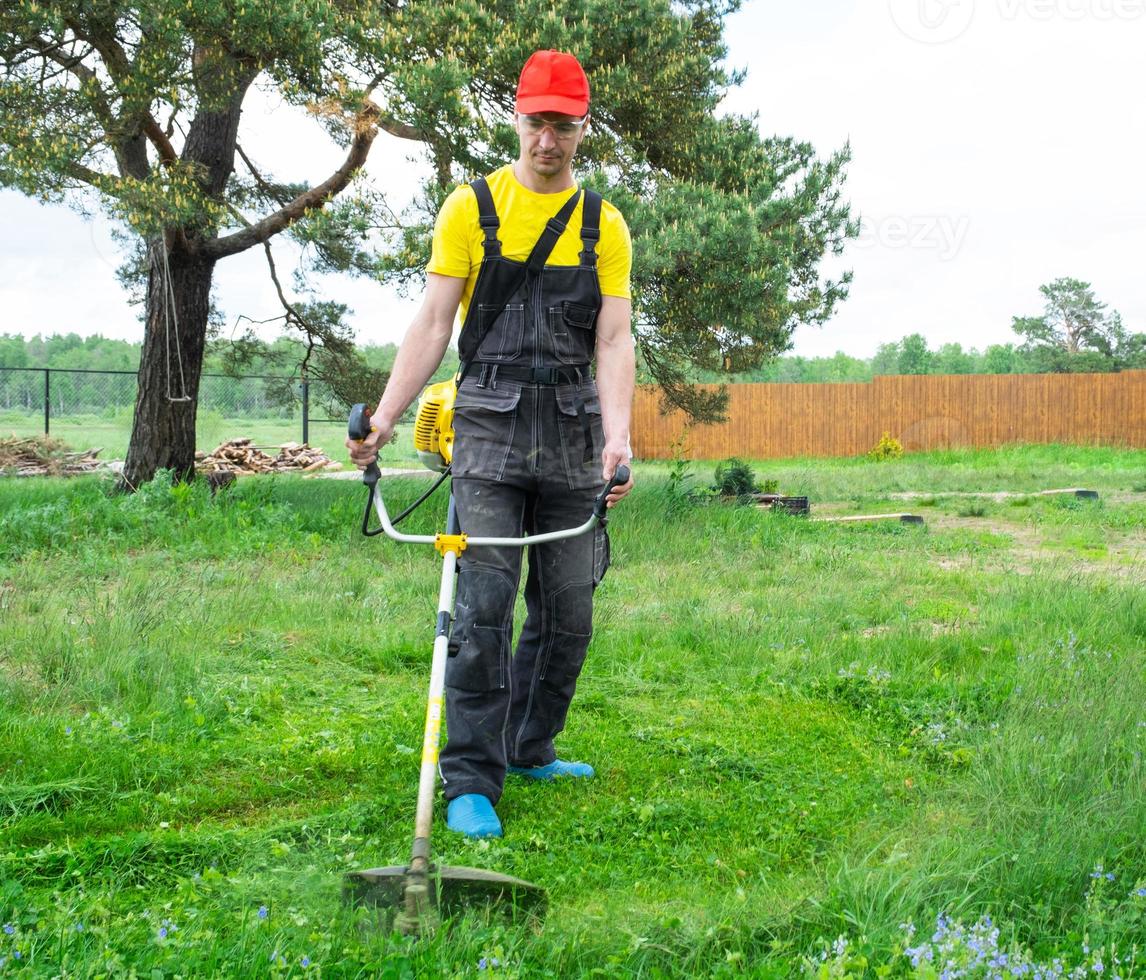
{"left": 579, "top": 190, "right": 602, "bottom": 267}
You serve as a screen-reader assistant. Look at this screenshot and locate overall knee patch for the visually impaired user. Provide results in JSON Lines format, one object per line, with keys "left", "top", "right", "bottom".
{"left": 449, "top": 564, "right": 517, "bottom": 692}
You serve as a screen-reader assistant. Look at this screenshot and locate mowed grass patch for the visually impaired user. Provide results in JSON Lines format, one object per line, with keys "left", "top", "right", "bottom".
{"left": 739, "top": 443, "right": 1146, "bottom": 499}
{"left": 1, "top": 445, "right": 1144, "bottom": 975}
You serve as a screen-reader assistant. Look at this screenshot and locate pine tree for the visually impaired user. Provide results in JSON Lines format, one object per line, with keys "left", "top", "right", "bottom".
{"left": 2, "top": 0, "right": 856, "bottom": 485}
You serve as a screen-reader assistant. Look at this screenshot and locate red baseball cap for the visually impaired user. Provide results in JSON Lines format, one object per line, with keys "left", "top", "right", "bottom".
{"left": 515, "top": 50, "right": 590, "bottom": 117}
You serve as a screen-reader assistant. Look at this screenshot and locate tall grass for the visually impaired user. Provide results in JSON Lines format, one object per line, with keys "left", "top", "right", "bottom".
{"left": 0, "top": 445, "right": 1143, "bottom": 975}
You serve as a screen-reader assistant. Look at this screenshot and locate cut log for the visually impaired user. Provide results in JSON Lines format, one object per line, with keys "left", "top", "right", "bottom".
{"left": 194, "top": 438, "right": 336, "bottom": 476}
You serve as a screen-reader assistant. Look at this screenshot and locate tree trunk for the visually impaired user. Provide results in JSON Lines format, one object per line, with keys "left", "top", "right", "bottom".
{"left": 119, "top": 240, "right": 216, "bottom": 490}
{"left": 116, "top": 48, "right": 255, "bottom": 492}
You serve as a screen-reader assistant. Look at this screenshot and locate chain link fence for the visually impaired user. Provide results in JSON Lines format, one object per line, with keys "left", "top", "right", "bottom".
{"left": 0, "top": 366, "right": 331, "bottom": 460}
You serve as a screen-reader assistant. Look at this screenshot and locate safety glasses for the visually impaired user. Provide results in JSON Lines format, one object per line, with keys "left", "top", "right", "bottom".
{"left": 517, "top": 114, "right": 588, "bottom": 140}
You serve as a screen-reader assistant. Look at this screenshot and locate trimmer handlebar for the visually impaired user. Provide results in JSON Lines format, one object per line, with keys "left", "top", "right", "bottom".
{"left": 348, "top": 402, "right": 627, "bottom": 547}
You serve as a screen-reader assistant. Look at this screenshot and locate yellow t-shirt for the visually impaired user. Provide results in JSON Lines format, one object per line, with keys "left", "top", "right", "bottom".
{"left": 427, "top": 165, "right": 632, "bottom": 326}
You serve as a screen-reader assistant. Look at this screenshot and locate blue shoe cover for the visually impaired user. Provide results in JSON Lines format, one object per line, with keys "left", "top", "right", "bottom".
{"left": 507, "top": 759, "right": 595, "bottom": 781}
{"left": 446, "top": 794, "right": 502, "bottom": 839}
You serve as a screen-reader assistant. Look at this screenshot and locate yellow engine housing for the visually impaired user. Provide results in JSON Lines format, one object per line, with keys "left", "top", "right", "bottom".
{"left": 413, "top": 380, "right": 456, "bottom": 471}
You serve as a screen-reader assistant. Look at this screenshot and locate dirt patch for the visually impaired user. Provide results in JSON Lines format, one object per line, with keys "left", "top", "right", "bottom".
{"left": 925, "top": 512, "right": 1145, "bottom": 581}
{"left": 807, "top": 494, "right": 1144, "bottom": 582}
{"left": 0, "top": 655, "right": 46, "bottom": 695}
{"left": 860, "top": 625, "right": 893, "bottom": 638}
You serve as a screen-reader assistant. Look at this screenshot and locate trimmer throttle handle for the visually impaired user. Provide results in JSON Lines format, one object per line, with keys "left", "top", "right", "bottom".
{"left": 347, "top": 403, "right": 381, "bottom": 487}
{"left": 593, "top": 464, "right": 630, "bottom": 521}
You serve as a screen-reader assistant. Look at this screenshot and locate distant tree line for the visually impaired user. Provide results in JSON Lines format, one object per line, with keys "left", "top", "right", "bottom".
{"left": 3, "top": 279, "right": 1142, "bottom": 414}
{"left": 686, "top": 278, "right": 1145, "bottom": 383}
{"left": 0, "top": 334, "right": 456, "bottom": 418}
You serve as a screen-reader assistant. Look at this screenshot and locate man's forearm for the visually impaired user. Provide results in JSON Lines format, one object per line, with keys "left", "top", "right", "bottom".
{"left": 596, "top": 329, "right": 635, "bottom": 454}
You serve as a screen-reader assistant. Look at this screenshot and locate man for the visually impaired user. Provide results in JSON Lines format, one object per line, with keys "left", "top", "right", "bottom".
{"left": 347, "top": 50, "right": 635, "bottom": 839}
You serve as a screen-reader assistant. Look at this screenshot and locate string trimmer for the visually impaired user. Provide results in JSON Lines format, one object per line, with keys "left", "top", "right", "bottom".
{"left": 343, "top": 400, "right": 628, "bottom": 936}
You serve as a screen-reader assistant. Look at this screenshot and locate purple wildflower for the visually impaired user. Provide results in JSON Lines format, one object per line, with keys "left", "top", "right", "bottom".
{"left": 258, "top": 905, "right": 268, "bottom": 920}
{"left": 2, "top": 923, "right": 13, "bottom": 936}
{"left": 301, "top": 956, "right": 311, "bottom": 967}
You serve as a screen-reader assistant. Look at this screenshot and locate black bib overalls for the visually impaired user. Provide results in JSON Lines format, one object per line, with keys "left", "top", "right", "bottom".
{"left": 441, "top": 178, "right": 609, "bottom": 804}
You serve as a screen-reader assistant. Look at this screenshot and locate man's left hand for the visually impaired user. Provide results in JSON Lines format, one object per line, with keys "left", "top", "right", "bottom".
{"left": 602, "top": 442, "right": 634, "bottom": 508}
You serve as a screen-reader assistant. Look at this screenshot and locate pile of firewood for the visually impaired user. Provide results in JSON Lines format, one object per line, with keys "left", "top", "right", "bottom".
{"left": 195, "top": 438, "right": 341, "bottom": 475}
{"left": 0, "top": 436, "right": 106, "bottom": 476}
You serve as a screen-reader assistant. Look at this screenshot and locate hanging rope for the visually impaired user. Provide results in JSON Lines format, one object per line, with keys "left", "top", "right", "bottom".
{"left": 158, "top": 240, "right": 191, "bottom": 403}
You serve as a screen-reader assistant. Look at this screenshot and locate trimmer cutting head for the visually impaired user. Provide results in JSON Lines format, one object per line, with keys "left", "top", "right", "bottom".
{"left": 344, "top": 865, "right": 546, "bottom": 935}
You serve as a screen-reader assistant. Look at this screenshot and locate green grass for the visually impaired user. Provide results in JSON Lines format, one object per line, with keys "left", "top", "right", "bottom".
{"left": 0, "top": 445, "right": 1144, "bottom": 976}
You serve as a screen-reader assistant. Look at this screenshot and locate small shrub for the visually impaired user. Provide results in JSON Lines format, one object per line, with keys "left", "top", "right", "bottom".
{"left": 664, "top": 432, "right": 698, "bottom": 515}
{"left": 867, "top": 432, "right": 904, "bottom": 461}
{"left": 957, "top": 502, "right": 987, "bottom": 518}
{"left": 713, "top": 457, "right": 758, "bottom": 500}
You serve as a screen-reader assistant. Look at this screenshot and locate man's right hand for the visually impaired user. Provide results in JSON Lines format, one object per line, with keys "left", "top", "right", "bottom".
{"left": 345, "top": 411, "right": 395, "bottom": 469}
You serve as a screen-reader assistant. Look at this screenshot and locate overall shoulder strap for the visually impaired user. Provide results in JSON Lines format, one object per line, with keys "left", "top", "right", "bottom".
{"left": 579, "top": 189, "right": 602, "bottom": 267}
{"left": 471, "top": 177, "right": 501, "bottom": 257}
{"left": 524, "top": 188, "right": 582, "bottom": 275}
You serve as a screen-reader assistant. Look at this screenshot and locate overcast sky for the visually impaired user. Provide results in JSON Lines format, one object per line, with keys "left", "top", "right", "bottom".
{"left": 1, "top": 0, "right": 1143, "bottom": 359}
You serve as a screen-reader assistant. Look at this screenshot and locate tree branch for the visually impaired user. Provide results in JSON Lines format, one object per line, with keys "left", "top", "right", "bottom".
{"left": 377, "top": 114, "right": 422, "bottom": 141}
{"left": 62, "top": 159, "right": 114, "bottom": 188}
{"left": 200, "top": 102, "right": 381, "bottom": 260}
{"left": 142, "top": 116, "right": 178, "bottom": 164}
{"left": 62, "top": 16, "right": 131, "bottom": 81}
{"left": 235, "top": 142, "right": 290, "bottom": 205}
{"left": 25, "top": 35, "right": 114, "bottom": 126}
{"left": 59, "top": 16, "right": 175, "bottom": 165}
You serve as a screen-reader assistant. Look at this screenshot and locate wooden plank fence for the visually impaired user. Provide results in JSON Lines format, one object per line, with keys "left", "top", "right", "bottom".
{"left": 631, "top": 370, "right": 1146, "bottom": 460}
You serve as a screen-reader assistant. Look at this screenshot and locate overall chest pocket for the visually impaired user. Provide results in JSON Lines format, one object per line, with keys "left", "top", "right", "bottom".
{"left": 476, "top": 303, "right": 525, "bottom": 362}
{"left": 548, "top": 301, "right": 597, "bottom": 365}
